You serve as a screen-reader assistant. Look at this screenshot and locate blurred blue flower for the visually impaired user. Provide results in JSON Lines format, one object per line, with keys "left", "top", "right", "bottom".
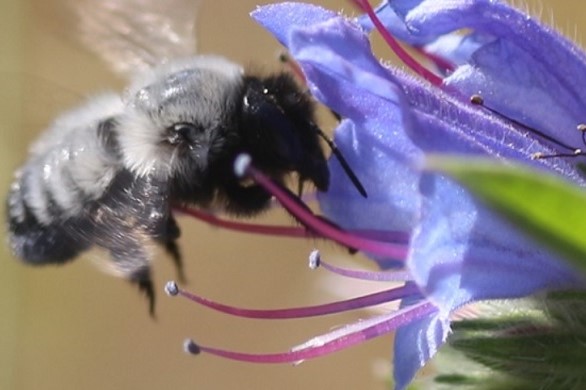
{"left": 252, "top": 1, "right": 586, "bottom": 388}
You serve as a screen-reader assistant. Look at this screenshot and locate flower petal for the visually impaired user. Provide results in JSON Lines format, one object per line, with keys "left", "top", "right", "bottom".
{"left": 251, "top": 2, "right": 338, "bottom": 48}
{"left": 379, "top": 0, "right": 586, "bottom": 157}
{"left": 393, "top": 301, "right": 446, "bottom": 390}
{"left": 424, "top": 33, "right": 493, "bottom": 68}
{"left": 410, "top": 172, "right": 584, "bottom": 313}
{"left": 356, "top": 1, "right": 437, "bottom": 45}
{"left": 390, "top": 68, "right": 586, "bottom": 186}
{"left": 280, "top": 12, "right": 425, "bottom": 236}
{"left": 253, "top": 4, "right": 586, "bottom": 390}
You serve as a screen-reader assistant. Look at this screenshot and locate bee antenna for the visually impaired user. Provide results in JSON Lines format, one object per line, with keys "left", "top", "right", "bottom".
{"left": 313, "top": 125, "right": 367, "bottom": 198}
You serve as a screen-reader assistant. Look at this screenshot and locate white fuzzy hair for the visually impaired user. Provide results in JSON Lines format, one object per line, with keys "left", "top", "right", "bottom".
{"left": 14, "top": 94, "right": 124, "bottom": 224}
{"left": 116, "top": 55, "right": 244, "bottom": 179}
{"left": 124, "top": 55, "right": 243, "bottom": 100}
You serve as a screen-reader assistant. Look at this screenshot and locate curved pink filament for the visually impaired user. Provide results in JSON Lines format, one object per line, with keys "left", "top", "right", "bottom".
{"left": 245, "top": 164, "right": 408, "bottom": 260}
{"left": 189, "top": 301, "right": 437, "bottom": 363}
{"left": 177, "top": 283, "right": 420, "bottom": 319}
{"left": 352, "top": 0, "right": 443, "bottom": 86}
{"left": 318, "top": 258, "right": 412, "bottom": 282}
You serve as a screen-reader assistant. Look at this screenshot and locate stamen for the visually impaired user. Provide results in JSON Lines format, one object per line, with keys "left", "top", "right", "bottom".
{"left": 469, "top": 95, "right": 484, "bottom": 106}
{"left": 308, "top": 249, "right": 321, "bottom": 269}
{"left": 233, "top": 154, "right": 409, "bottom": 260}
{"left": 175, "top": 206, "right": 313, "bottom": 238}
{"left": 184, "top": 301, "right": 437, "bottom": 364}
{"left": 184, "top": 339, "right": 201, "bottom": 355}
{"left": 172, "top": 283, "right": 421, "bottom": 319}
{"left": 471, "top": 94, "right": 586, "bottom": 158}
{"left": 165, "top": 280, "right": 179, "bottom": 296}
{"left": 531, "top": 151, "right": 585, "bottom": 160}
{"left": 291, "top": 300, "right": 433, "bottom": 355}
{"left": 234, "top": 154, "right": 252, "bottom": 177}
{"left": 352, "top": 0, "right": 443, "bottom": 86}
{"left": 176, "top": 206, "right": 410, "bottom": 246}
{"left": 310, "top": 252, "right": 412, "bottom": 282}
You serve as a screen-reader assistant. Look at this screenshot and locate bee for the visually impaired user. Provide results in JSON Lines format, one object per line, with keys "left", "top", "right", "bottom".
{"left": 6, "top": 0, "right": 364, "bottom": 314}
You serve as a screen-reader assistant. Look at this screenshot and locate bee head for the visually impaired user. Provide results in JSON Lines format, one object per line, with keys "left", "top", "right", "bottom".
{"left": 116, "top": 58, "right": 335, "bottom": 214}
{"left": 116, "top": 56, "right": 243, "bottom": 183}
{"left": 237, "top": 73, "right": 330, "bottom": 193}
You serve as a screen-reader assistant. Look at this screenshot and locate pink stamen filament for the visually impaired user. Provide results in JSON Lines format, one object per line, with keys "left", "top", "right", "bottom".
{"left": 186, "top": 300, "right": 437, "bottom": 363}
{"left": 237, "top": 157, "right": 408, "bottom": 260}
{"left": 174, "top": 283, "right": 420, "bottom": 319}
{"left": 352, "top": 0, "right": 443, "bottom": 86}
{"left": 317, "top": 257, "right": 412, "bottom": 282}
{"left": 174, "top": 206, "right": 312, "bottom": 238}
{"left": 176, "top": 205, "right": 411, "bottom": 245}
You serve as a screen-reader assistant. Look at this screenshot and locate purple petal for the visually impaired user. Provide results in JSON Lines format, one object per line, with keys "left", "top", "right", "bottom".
{"left": 381, "top": 0, "right": 586, "bottom": 161}
{"left": 444, "top": 38, "right": 586, "bottom": 157}
{"left": 253, "top": 3, "right": 586, "bottom": 389}
{"left": 393, "top": 302, "right": 446, "bottom": 390}
{"left": 424, "top": 33, "right": 493, "bottom": 67}
{"left": 410, "top": 173, "right": 584, "bottom": 312}
{"left": 356, "top": 1, "right": 435, "bottom": 45}
{"left": 281, "top": 14, "right": 424, "bottom": 236}
{"left": 391, "top": 68, "right": 586, "bottom": 186}
{"left": 251, "top": 2, "right": 338, "bottom": 48}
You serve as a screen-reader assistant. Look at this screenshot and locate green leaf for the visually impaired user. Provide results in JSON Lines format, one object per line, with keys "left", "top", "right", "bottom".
{"left": 426, "top": 156, "right": 586, "bottom": 276}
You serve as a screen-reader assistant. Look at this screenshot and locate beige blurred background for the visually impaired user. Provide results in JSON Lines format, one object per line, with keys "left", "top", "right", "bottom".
{"left": 0, "top": 1, "right": 583, "bottom": 389}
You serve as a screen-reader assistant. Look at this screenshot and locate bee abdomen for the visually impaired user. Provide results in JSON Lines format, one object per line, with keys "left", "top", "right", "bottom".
{"left": 7, "top": 145, "right": 116, "bottom": 264}
{"left": 7, "top": 95, "right": 124, "bottom": 264}
{"left": 7, "top": 180, "right": 89, "bottom": 264}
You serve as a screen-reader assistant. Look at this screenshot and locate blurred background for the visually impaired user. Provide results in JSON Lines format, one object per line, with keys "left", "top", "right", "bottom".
{"left": 0, "top": 1, "right": 583, "bottom": 389}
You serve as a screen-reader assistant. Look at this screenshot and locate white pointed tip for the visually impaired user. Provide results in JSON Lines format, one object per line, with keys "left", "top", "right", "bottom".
{"left": 308, "top": 250, "right": 321, "bottom": 270}
{"left": 234, "top": 154, "right": 252, "bottom": 177}
{"left": 164, "top": 281, "right": 179, "bottom": 296}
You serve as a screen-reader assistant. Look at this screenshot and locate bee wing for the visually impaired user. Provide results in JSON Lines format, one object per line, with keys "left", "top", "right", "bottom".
{"left": 72, "top": 0, "right": 200, "bottom": 78}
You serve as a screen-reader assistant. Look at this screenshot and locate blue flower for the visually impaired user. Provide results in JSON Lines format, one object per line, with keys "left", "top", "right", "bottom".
{"left": 251, "top": 1, "right": 586, "bottom": 388}
{"left": 169, "top": 2, "right": 586, "bottom": 389}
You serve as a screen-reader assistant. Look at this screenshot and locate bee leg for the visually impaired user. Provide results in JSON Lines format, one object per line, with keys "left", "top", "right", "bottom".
{"left": 108, "top": 242, "right": 156, "bottom": 316}
{"left": 131, "top": 267, "right": 156, "bottom": 317}
{"left": 164, "top": 240, "right": 185, "bottom": 282}
{"left": 158, "top": 216, "right": 185, "bottom": 283}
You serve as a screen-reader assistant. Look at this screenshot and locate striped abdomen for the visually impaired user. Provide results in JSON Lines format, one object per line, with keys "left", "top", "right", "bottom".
{"left": 7, "top": 94, "right": 123, "bottom": 264}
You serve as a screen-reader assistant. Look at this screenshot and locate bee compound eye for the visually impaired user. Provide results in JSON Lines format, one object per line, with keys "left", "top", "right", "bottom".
{"left": 167, "top": 122, "right": 203, "bottom": 145}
